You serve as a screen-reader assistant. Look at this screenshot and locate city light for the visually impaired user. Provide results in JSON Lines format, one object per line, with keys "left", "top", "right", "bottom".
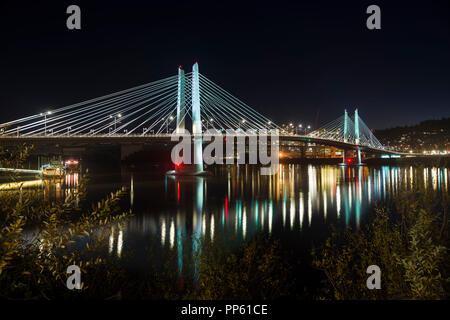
{"left": 65, "top": 159, "right": 79, "bottom": 165}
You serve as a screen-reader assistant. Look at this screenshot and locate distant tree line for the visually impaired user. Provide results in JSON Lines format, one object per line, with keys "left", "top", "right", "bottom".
{"left": 375, "top": 118, "right": 450, "bottom": 152}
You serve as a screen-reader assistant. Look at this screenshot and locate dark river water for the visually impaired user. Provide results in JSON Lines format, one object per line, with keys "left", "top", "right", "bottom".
{"left": 7, "top": 164, "right": 449, "bottom": 287}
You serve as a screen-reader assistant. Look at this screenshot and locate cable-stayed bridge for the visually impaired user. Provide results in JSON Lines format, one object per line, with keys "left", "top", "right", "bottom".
{"left": 0, "top": 63, "right": 277, "bottom": 137}
{"left": 0, "top": 62, "right": 403, "bottom": 164}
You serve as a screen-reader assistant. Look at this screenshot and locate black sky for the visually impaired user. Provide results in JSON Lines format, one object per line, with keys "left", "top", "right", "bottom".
{"left": 0, "top": 0, "right": 449, "bottom": 129}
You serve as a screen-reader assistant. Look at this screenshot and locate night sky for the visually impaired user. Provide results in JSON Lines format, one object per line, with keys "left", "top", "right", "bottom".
{"left": 1, "top": 0, "right": 449, "bottom": 129}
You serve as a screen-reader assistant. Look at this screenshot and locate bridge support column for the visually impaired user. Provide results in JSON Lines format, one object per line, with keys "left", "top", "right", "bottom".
{"left": 167, "top": 62, "right": 207, "bottom": 176}
{"left": 354, "top": 109, "right": 360, "bottom": 146}
{"left": 176, "top": 66, "right": 185, "bottom": 134}
{"left": 354, "top": 109, "right": 364, "bottom": 165}
{"left": 340, "top": 109, "right": 349, "bottom": 166}
{"left": 343, "top": 109, "right": 348, "bottom": 144}
{"left": 192, "top": 62, "right": 204, "bottom": 174}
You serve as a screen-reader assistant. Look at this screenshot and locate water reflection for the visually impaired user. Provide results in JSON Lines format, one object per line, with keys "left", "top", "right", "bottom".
{"left": 0, "top": 173, "right": 79, "bottom": 199}
{"left": 101, "top": 164, "right": 448, "bottom": 275}
{"left": 8, "top": 164, "right": 448, "bottom": 276}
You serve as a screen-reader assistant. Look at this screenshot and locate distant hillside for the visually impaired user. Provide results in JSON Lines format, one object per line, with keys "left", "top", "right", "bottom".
{"left": 374, "top": 118, "right": 450, "bottom": 152}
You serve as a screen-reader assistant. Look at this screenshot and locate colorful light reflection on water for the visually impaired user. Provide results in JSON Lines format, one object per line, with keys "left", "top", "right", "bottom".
{"left": 7, "top": 165, "right": 448, "bottom": 276}
{"left": 104, "top": 165, "right": 448, "bottom": 274}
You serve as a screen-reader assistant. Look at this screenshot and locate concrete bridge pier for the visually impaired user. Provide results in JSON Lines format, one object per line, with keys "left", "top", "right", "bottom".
{"left": 357, "top": 148, "right": 362, "bottom": 165}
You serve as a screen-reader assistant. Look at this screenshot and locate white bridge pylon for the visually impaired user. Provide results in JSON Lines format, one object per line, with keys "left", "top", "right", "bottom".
{"left": 308, "top": 108, "right": 385, "bottom": 163}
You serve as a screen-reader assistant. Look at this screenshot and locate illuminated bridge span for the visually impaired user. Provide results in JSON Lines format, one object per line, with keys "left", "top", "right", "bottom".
{"left": 0, "top": 63, "right": 277, "bottom": 137}
{"left": 0, "top": 62, "right": 401, "bottom": 167}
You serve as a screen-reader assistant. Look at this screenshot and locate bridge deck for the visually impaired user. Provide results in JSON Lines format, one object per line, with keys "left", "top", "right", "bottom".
{"left": 0, "top": 134, "right": 413, "bottom": 155}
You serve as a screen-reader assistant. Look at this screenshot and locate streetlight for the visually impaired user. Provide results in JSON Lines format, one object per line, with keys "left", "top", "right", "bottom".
{"left": 206, "top": 118, "right": 214, "bottom": 130}
{"left": 266, "top": 121, "right": 272, "bottom": 133}
{"left": 110, "top": 113, "right": 122, "bottom": 133}
{"left": 166, "top": 115, "right": 174, "bottom": 133}
{"left": 41, "top": 111, "right": 52, "bottom": 136}
{"left": 287, "top": 123, "right": 293, "bottom": 135}
{"left": 238, "top": 119, "right": 246, "bottom": 131}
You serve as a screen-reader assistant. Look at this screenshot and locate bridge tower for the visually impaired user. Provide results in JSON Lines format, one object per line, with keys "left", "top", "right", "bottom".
{"left": 176, "top": 66, "right": 185, "bottom": 134}
{"left": 354, "top": 109, "right": 362, "bottom": 165}
{"left": 342, "top": 109, "right": 348, "bottom": 164}
{"left": 192, "top": 62, "right": 204, "bottom": 174}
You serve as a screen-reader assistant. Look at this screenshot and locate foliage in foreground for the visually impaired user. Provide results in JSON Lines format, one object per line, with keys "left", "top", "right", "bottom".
{"left": 0, "top": 145, "right": 130, "bottom": 299}
{"left": 313, "top": 184, "right": 449, "bottom": 300}
{"left": 194, "top": 235, "right": 293, "bottom": 299}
